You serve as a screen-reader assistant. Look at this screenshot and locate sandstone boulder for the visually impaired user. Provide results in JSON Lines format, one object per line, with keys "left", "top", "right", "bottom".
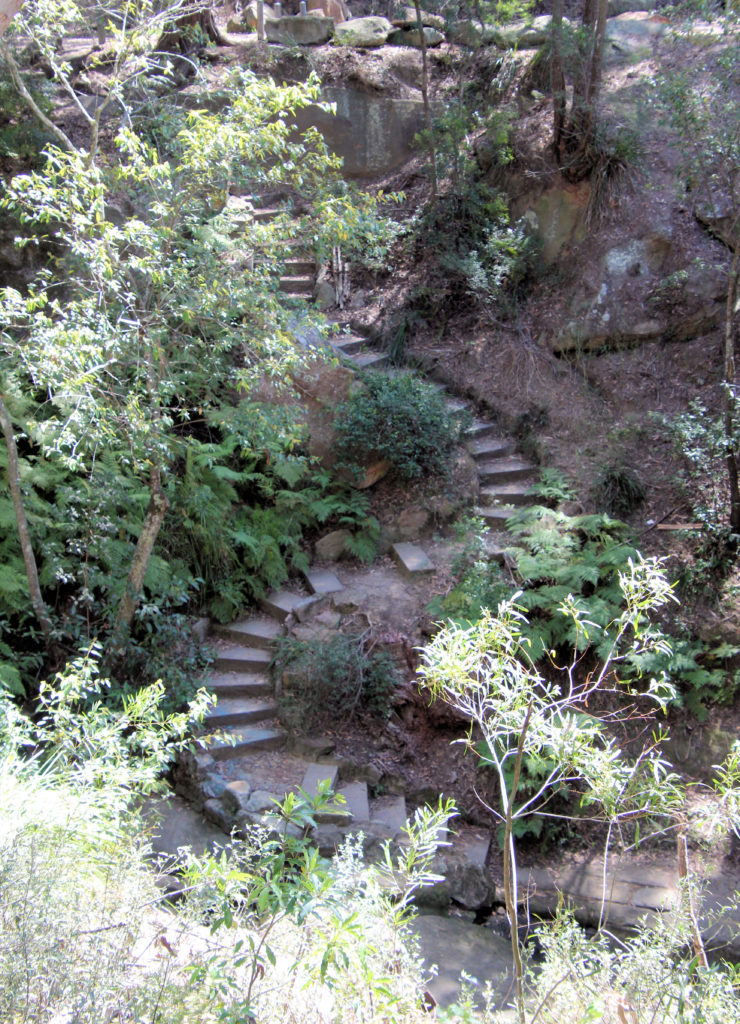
{"left": 265, "top": 14, "right": 334, "bottom": 45}
{"left": 334, "top": 16, "right": 393, "bottom": 48}
{"left": 388, "top": 26, "right": 444, "bottom": 47}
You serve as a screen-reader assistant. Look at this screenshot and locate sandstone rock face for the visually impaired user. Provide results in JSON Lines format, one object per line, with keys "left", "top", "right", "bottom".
{"left": 265, "top": 14, "right": 334, "bottom": 45}
{"left": 295, "top": 85, "right": 427, "bottom": 178}
{"left": 334, "top": 16, "right": 393, "bottom": 48}
{"left": 315, "top": 528, "right": 351, "bottom": 560}
{"left": 307, "top": 0, "right": 349, "bottom": 24}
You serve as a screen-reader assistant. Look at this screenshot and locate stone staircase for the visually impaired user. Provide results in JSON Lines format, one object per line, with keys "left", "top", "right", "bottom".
{"left": 250, "top": 200, "right": 317, "bottom": 302}
{"left": 182, "top": 298, "right": 544, "bottom": 907}
{"left": 327, "top": 330, "right": 540, "bottom": 540}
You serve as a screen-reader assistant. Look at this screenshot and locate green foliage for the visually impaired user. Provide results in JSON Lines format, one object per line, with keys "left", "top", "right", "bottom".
{"left": 272, "top": 631, "right": 399, "bottom": 732}
{"left": 0, "top": 64, "right": 54, "bottom": 163}
{"left": 527, "top": 467, "right": 576, "bottom": 505}
{"left": 333, "top": 371, "right": 458, "bottom": 482}
{"left": 669, "top": 399, "right": 735, "bottom": 535}
{"left": 0, "top": 652, "right": 456, "bottom": 1024}
{"left": 593, "top": 463, "right": 646, "bottom": 518}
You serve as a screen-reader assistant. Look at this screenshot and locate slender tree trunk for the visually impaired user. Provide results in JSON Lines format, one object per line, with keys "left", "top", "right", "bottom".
{"left": 414, "top": 0, "right": 437, "bottom": 201}
{"left": 551, "top": 0, "right": 566, "bottom": 160}
{"left": 724, "top": 249, "right": 740, "bottom": 533}
{"left": 112, "top": 463, "right": 169, "bottom": 639}
{"left": 502, "top": 701, "right": 534, "bottom": 1024}
{"left": 564, "top": 0, "right": 609, "bottom": 181}
{"left": 677, "top": 828, "right": 709, "bottom": 969}
{"left": 0, "top": 0, "right": 24, "bottom": 37}
{"left": 0, "top": 394, "right": 53, "bottom": 643}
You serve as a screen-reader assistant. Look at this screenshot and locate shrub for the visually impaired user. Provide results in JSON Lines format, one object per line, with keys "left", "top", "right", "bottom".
{"left": 333, "top": 371, "right": 457, "bottom": 482}
{"left": 593, "top": 464, "right": 646, "bottom": 519}
{"left": 272, "top": 632, "right": 399, "bottom": 732}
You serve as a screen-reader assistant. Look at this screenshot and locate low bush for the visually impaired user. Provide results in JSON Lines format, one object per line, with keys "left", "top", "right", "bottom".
{"left": 333, "top": 371, "right": 458, "bottom": 482}
{"left": 272, "top": 631, "right": 399, "bottom": 732}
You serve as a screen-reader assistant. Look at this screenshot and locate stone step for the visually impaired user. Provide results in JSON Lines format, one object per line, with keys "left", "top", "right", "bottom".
{"left": 252, "top": 207, "right": 281, "bottom": 222}
{"left": 302, "top": 567, "right": 343, "bottom": 595}
{"left": 213, "top": 616, "right": 283, "bottom": 649}
{"left": 351, "top": 350, "right": 389, "bottom": 370}
{"left": 371, "top": 794, "right": 407, "bottom": 832}
{"left": 214, "top": 645, "right": 272, "bottom": 673}
{"left": 339, "top": 780, "right": 370, "bottom": 822}
{"left": 391, "top": 541, "right": 435, "bottom": 577}
{"left": 281, "top": 292, "right": 311, "bottom": 302}
{"left": 260, "top": 590, "right": 315, "bottom": 622}
{"left": 279, "top": 275, "right": 313, "bottom": 294}
{"left": 477, "top": 505, "right": 518, "bottom": 528}
{"left": 463, "top": 419, "right": 499, "bottom": 440}
{"left": 466, "top": 436, "right": 516, "bottom": 461}
{"left": 205, "top": 697, "right": 278, "bottom": 728}
{"left": 284, "top": 258, "right": 315, "bottom": 275}
{"left": 477, "top": 457, "right": 537, "bottom": 486}
{"left": 480, "top": 482, "right": 535, "bottom": 507}
{"left": 205, "top": 672, "right": 273, "bottom": 699}
{"left": 444, "top": 396, "right": 471, "bottom": 415}
{"left": 203, "top": 725, "right": 286, "bottom": 760}
{"left": 332, "top": 334, "right": 366, "bottom": 356}
{"left": 300, "top": 761, "right": 339, "bottom": 797}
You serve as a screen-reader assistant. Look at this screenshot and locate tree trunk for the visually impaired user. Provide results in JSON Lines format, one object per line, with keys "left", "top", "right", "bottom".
{"left": 563, "top": 0, "right": 609, "bottom": 181}
{"left": 0, "top": 394, "right": 53, "bottom": 644}
{"left": 112, "top": 464, "right": 170, "bottom": 640}
{"left": 157, "top": 7, "right": 227, "bottom": 53}
{"left": 414, "top": 0, "right": 437, "bottom": 201}
{"left": 551, "top": 0, "right": 566, "bottom": 160}
{"left": 724, "top": 249, "right": 740, "bottom": 533}
{"left": 0, "top": 0, "right": 24, "bottom": 37}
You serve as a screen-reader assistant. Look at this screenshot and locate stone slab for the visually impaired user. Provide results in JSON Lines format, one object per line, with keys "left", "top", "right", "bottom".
{"left": 204, "top": 672, "right": 272, "bottom": 698}
{"left": 467, "top": 437, "right": 516, "bottom": 461}
{"left": 215, "top": 616, "right": 283, "bottom": 649}
{"left": 214, "top": 646, "right": 272, "bottom": 672}
{"left": 477, "top": 458, "right": 536, "bottom": 485}
{"left": 303, "top": 567, "right": 344, "bottom": 595}
{"left": 142, "top": 793, "right": 225, "bottom": 862}
{"left": 260, "top": 590, "right": 314, "bottom": 622}
{"left": 205, "top": 698, "right": 277, "bottom": 728}
{"left": 477, "top": 505, "right": 518, "bottom": 527}
{"left": 480, "top": 483, "right": 533, "bottom": 507}
{"left": 371, "top": 794, "right": 407, "bottom": 832}
{"left": 300, "top": 762, "right": 339, "bottom": 797}
{"left": 205, "top": 726, "right": 286, "bottom": 760}
{"left": 391, "top": 542, "right": 435, "bottom": 577}
{"left": 351, "top": 350, "right": 389, "bottom": 370}
{"left": 339, "top": 781, "right": 370, "bottom": 822}
{"left": 410, "top": 913, "right": 513, "bottom": 1011}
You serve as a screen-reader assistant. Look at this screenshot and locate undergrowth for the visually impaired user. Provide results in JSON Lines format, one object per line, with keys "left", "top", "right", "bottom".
{"left": 272, "top": 631, "right": 400, "bottom": 732}
{"left": 432, "top": 507, "right": 740, "bottom": 720}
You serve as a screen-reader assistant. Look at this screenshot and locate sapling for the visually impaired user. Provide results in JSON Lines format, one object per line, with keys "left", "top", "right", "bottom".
{"left": 420, "top": 555, "right": 684, "bottom": 1023}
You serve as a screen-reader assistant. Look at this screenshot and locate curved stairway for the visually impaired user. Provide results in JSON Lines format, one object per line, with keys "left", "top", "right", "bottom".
{"left": 183, "top": 328, "right": 542, "bottom": 896}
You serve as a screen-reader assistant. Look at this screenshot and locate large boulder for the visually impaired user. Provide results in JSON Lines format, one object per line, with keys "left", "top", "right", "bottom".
{"left": 265, "top": 14, "right": 334, "bottom": 45}
{"left": 492, "top": 14, "right": 563, "bottom": 49}
{"left": 334, "top": 16, "right": 393, "bottom": 48}
{"left": 392, "top": 6, "right": 445, "bottom": 31}
{"left": 388, "top": 26, "right": 445, "bottom": 48}
{"left": 605, "top": 12, "right": 669, "bottom": 59}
